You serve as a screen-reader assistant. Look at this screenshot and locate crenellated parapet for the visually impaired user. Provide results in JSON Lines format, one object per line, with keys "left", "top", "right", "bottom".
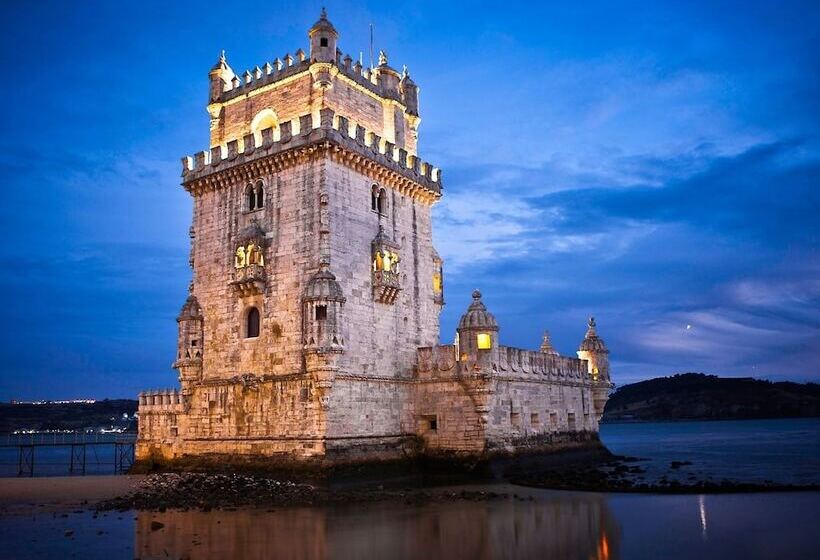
{"left": 138, "top": 389, "right": 184, "bottom": 412}
{"left": 180, "top": 108, "right": 442, "bottom": 202}
{"left": 416, "top": 344, "right": 589, "bottom": 384}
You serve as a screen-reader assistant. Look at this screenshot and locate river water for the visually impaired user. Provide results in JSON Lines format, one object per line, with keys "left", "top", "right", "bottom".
{"left": 0, "top": 418, "right": 817, "bottom": 559}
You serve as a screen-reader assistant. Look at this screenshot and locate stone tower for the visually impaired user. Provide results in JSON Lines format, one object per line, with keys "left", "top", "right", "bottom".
{"left": 577, "top": 317, "right": 612, "bottom": 420}
{"left": 136, "top": 12, "right": 612, "bottom": 467}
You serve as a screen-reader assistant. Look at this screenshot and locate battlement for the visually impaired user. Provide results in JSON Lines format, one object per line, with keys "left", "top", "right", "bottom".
{"left": 138, "top": 389, "right": 183, "bottom": 412}
{"left": 416, "top": 344, "right": 590, "bottom": 382}
{"left": 181, "top": 108, "right": 442, "bottom": 199}
{"left": 213, "top": 49, "right": 410, "bottom": 109}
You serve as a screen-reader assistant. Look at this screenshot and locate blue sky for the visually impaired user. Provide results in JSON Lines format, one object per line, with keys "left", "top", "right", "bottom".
{"left": 0, "top": 1, "right": 817, "bottom": 399}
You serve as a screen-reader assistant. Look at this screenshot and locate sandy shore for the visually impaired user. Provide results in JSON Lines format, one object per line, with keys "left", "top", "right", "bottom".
{"left": 0, "top": 475, "right": 144, "bottom": 513}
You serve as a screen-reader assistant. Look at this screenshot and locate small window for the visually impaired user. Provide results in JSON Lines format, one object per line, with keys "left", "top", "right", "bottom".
{"left": 191, "top": 339, "right": 198, "bottom": 347}
{"left": 550, "top": 412, "right": 558, "bottom": 428}
{"left": 568, "top": 412, "right": 576, "bottom": 430}
{"left": 320, "top": 37, "right": 328, "bottom": 47}
{"left": 246, "top": 307, "right": 260, "bottom": 338}
{"left": 315, "top": 305, "right": 327, "bottom": 321}
{"left": 476, "top": 333, "right": 492, "bottom": 350}
{"left": 510, "top": 412, "right": 521, "bottom": 428}
{"left": 421, "top": 415, "right": 437, "bottom": 433}
{"left": 530, "top": 413, "right": 540, "bottom": 427}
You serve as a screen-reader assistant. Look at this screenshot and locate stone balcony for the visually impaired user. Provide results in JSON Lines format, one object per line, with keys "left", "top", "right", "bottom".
{"left": 373, "top": 269, "right": 400, "bottom": 304}
{"left": 230, "top": 263, "right": 265, "bottom": 296}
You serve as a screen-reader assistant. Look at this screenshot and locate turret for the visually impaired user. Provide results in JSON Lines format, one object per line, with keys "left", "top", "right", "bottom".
{"left": 173, "top": 294, "right": 204, "bottom": 401}
{"left": 375, "top": 50, "right": 401, "bottom": 95}
{"left": 577, "top": 317, "right": 613, "bottom": 421}
{"left": 456, "top": 290, "right": 499, "bottom": 366}
{"left": 208, "top": 51, "right": 235, "bottom": 103}
{"left": 308, "top": 8, "right": 338, "bottom": 63}
{"left": 399, "top": 66, "right": 419, "bottom": 115}
{"left": 302, "top": 264, "right": 346, "bottom": 408}
{"left": 540, "top": 331, "right": 558, "bottom": 355}
{"left": 576, "top": 317, "right": 610, "bottom": 382}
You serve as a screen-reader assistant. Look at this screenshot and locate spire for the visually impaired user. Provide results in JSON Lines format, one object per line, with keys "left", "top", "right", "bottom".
{"left": 579, "top": 316, "right": 608, "bottom": 353}
{"left": 540, "top": 331, "right": 558, "bottom": 355}
{"left": 211, "top": 50, "right": 230, "bottom": 72}
{"left": 586, "top": 317, "right": 597, "bottom": 337}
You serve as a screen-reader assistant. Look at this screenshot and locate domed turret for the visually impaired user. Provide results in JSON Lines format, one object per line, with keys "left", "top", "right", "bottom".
{"left": 208, "top": 50, "right": 235, "bottom": 103}
{"left": 577, "top": 317, "right": 610, "bottom": 382}
{"left": 303, "top": 264, "right": 345, "bottom": 353}
{"left": 304, "top": 265, "right": 345, "bottom": 303}
{"left": 579, "top": 317, "right": 608, "bottom": 353}
{"left": 458, "top": 290, "right": 498, "bottom": 330}
{"left": 174, "top": 294, "right": 204, "bottom": 400}
{"left": 309, "top": 8, "right": 338, "bottom": 63}
{"left": 375, "top": 50, "right": 401, "bottom": 94}
{"left": 399, "top": 66, "right": 419, "bottom": 115}
{"left": 540, "top": 331, "right": 559, "bottom": 356}
{"left": 456, "top": 290, "right": 499, "bottom": 359}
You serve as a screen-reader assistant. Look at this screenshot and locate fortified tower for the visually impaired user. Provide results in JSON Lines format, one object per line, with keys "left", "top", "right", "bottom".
{"left": 136, "top": 12, "right": 612, "bottom": 467}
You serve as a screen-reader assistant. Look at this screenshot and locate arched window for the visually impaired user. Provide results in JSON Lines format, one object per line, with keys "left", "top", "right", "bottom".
{"left": 377, "top": 188, "right": 386, "bottom": 214}
{"left": 246, "top": 184, "right": 257, "bottom": 211}
{"left": 256, "top": 181, "right": 264, "bottom": 208}
{"left": 371, "top": 185, "right": 387, "bottom": 215}
{"left": 246, "top": 307, "right": 260, "bottom": 338}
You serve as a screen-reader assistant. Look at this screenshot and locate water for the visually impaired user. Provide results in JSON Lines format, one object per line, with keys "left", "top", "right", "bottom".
{"left": 0, "top": 419, "right": 818, "bottom": 559}
{"left": 0, "top": 435, "right": 135, "bottom": 477}
{"left": 599, "top": 418, "right": 820, "bottom": 485}
{"left": 0, "top": 489, "right": 817, "bottom": 559}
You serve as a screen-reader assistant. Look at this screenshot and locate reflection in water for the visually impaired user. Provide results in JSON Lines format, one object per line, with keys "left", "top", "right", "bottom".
{"left": 698, "top": 495, "right": 708, "bottom": 541}
{"left": 135, "top": 493, "right": 620, "bottom": 559}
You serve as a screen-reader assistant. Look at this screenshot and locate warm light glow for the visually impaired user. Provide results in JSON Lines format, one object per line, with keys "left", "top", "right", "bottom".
{"left": 251, "top": 108, "right": 279, "bottom": 146}
{"left": 432, "top": 272, "right": 442, "bottom": 293}
{"left": 477, "top": 333, "right": 492, "bottom": 350}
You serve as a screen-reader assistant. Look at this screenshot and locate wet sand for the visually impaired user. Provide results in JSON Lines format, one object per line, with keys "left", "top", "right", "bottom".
{"left": 0, "top": 476, "right": 144, "bottom": 513}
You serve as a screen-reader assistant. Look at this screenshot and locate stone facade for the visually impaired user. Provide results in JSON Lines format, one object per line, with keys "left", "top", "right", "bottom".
{"left": 137, "top": 11, "right": 613, "bottom": 467}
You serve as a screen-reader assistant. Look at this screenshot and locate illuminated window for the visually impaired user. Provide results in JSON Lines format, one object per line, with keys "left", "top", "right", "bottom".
{"left": 476, "top": 333, "right": 492, "bottom": 350}
{"left": 432, "top": 272, "right": 442, "bottom": 294}
{"left": 246, "top": 307, "right": 260, "bottom": 338}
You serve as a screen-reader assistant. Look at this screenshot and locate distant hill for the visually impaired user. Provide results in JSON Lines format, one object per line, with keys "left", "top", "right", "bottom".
{"left": 603, "top": 373, "right": 820, "bottom": 422}
{"left": 0, "top": 399, "right": 138, "bottom": 434}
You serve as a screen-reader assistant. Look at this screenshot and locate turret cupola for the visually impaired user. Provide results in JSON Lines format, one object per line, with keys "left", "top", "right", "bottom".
{"left": 577, "top": 317, "right": 610, "bottom": 382}
{"left": 309, "top": 8, "right": 339, "bottom": 63}
{"left": 540, "top": 331, "right": 559, "bottom": 355}
{"left": 456, "top": 290, "right": 499, "bottom": 358}
{"left": 375, "top": 50, "right": 401, "bottom": 95}
{"left": 208, "top": 50, "right": 235, "bottom": 103}
{"left": 302, "top": 264, "right": 346, "bottom": 353}
{"left": 399, "top": 66, "right": 419, "bottom": 115}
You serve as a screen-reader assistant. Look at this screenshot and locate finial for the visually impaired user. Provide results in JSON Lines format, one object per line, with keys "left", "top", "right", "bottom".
{"left": 320, "top": 7, "right": 327, "bottom": 19}
{"left": 472, "top": 289, "right": 482, "bottom": 300}
{"left": 588, "top": 316, "right": 596, "bottom": 328}
{"left": 378, "top": 50, "right": 388, "bottom": 66}
{"left": 401, "top": 65, "right": 408, "bottom": 78}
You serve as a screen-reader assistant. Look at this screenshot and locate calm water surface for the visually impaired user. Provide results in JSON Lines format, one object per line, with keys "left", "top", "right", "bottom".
{"left": 0, "top": 489, "right": 817, "bottom": 559}
{"left": 600, "top": 417, "right": 820, "bottom": 484}
{"left": 0, "top": 418, "right": 817, "bottom": 559}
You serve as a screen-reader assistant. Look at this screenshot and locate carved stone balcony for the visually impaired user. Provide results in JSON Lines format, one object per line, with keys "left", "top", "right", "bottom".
{"left": 373, "top": 269, "right": 401, "bottom": 304}
{"left": 230, "top": 263, "right": 266, "bottom": 296}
